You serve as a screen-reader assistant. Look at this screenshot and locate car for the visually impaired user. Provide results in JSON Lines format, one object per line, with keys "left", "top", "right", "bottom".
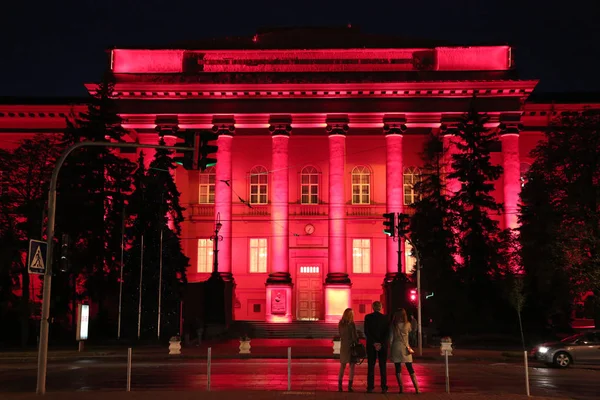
{"left": 532, "top": 331, "right": 600, "bottom": 368}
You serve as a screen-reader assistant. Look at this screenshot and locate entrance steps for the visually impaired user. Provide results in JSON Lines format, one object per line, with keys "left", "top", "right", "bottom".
{"left": 229, "top": 320, "right": 364, "bottom": 339}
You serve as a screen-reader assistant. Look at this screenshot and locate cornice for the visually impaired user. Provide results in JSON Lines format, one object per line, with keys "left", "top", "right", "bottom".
{"left": 86, "top": 80, "right": 538, "bottom": 100}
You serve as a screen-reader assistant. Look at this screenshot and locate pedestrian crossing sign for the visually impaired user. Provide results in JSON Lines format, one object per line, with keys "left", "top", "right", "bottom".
{"left": 28, "top": 239, "right": 47, "bottom": 275}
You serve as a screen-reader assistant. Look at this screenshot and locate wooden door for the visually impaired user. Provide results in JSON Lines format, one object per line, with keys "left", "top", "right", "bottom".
{"left": 296, "top": 269, "right": 322, "bottom": 320}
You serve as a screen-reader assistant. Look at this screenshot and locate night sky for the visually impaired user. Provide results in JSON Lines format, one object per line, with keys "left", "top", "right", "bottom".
{"left": 1, "top": 0, "right": 598, "bottom": 97}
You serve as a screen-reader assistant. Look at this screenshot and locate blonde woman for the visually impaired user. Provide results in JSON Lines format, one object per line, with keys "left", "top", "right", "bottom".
{"left": 338, "top": 308, "right": 358, "bottom": 392}
{"left": 390, "top": 309, "right": 420, "bottom": 393}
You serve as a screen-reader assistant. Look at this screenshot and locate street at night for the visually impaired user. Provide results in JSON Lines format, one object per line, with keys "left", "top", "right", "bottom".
{"left": 0, "top": 357, "right": 598, "bottom": 399}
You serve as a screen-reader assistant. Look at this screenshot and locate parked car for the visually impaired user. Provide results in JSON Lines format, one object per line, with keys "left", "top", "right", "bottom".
{"left": 532, "top": 331, "right": 600, "bottom": 368}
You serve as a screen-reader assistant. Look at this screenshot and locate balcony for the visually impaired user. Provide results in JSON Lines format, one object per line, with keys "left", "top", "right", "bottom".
{"left": 290, "top": 204, "right": 328, "bottom": 216}
{"left": 346, "top": 205, "right": 386, "bottom": 217}
{"left": 189, "top": 204, "right": 214, "bottom": 221}
{"left": 233, "top": 203, "right": 269, "bottom": 216}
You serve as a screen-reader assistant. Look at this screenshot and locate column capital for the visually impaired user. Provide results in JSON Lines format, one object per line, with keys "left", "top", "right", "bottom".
{"left": 154, "top": 116, "right": 179, "bottom": 136}
{"left": 498, "top": 122, "right": 523, "bottom": 136}
{"left": 269, "top": 123, "right": 292, "bottom": 137}
{"left": 212, "top": 116, "right": 235, "bottom": 136}
{"left": 326, "top": 123, "right": 349, "bottom": 136}
{"left": 383, "top": 123, "right": 407, "bottom": 135}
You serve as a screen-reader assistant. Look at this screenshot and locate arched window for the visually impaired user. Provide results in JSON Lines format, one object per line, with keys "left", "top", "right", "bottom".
{"left": 301, "top": 166, "right": 319, "bottom": 204}
{"left": 198, "top": 166, "right": 216, "bottom": 204}
{"left": 403, "top": 167, "right": 421, "bottom": 205}
{"left": 520, "top": 162, "right": 531, "bottom": 187}
{"left": 249, "top": 166, "right": 268, "bottom": 204}
{"left": 352, "top": 166, "right": 371, "bottom": 204}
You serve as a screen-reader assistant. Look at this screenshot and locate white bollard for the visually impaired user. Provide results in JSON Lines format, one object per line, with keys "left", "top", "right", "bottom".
{"left": 127, "top": 348, "right": 132, "bottom": 392}
{"left": 207, "top": 347, "right": 212, "bottom": 391}
{"left": 445, "top": 350, "right": 450, "bottom": 393}
{"left": 287, "top": 347, "right": 291, "bottom": 391}
{"left": 524, "top": 351, "right": 530, "bottom": 397}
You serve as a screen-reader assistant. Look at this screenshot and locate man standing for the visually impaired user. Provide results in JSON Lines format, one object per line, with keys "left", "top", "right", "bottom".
{"left": 364, "top": 301, "right": 388, "bottom": 393}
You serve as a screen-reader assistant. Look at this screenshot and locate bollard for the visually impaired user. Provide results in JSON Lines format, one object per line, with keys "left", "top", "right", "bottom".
{"left": 445, "top": 350, "right": 450, "bottom": 393}
{"left": 207, "top": 347, "right": 212, "bottom": 391}
{"left": 127, "top": 348, "right": 132, "bottom": 392}
{"left": 524, "top": 351, "right": 530, "bottom": 397}
{"left": 287, "top": 347, "right": 291, "bottom": 391}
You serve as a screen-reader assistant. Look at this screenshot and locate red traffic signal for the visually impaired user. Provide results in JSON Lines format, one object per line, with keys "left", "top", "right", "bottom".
{"left": 409, "top": 288, "right": 418, "bottom": 303}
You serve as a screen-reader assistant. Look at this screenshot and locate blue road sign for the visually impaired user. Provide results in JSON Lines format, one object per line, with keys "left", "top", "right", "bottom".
{"left": 28, "top": 239, "right": 47, "bottom": 275}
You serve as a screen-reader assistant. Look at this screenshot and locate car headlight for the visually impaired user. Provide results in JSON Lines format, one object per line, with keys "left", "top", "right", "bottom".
{"left": 538, "top": 346, "right": 549, "bottom": 354}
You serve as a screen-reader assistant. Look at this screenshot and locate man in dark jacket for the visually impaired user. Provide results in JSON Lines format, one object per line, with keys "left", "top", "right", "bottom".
{"left": 364, "top": 301, "right": 388, "bottom": 393}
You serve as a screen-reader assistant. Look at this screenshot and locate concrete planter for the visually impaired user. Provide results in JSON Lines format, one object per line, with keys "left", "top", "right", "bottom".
{"left": 169, "top": 338, "right": 182, "bottom": 355}
{"left": 333, "top": 339, "right": 341, "bottom": 355}
{"left": 239, "top": 340, "right": 251, "bottom": 354}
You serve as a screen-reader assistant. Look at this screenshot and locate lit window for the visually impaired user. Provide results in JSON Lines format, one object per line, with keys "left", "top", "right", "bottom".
{"left": 403, "top": 167, "right": 421, "bottom": 205}
{"left": 250, "top": 238, "right": 267, "bottom": 273}
{"left": 300, "top": 266, "right": 320, "bottom": 274}
{"left": 197, "top": 239, "right": 213, "bottom": 273}
{"left": 300, "top": 166, "right": 319, "bottom": 204}
{"left": 352, "top": 239, "right": 371, "bottom": 273}
{"left": 404, "top": 240, "right": 417, "bottom": 274}
{"left": 520, "top": 162, "right": 531, "bottom": 188}
{"left": 199, "top": 166, "right": 216, "bottom": 204}
{"left": 249, "top": 166, "right": 268, "bottom": 204}
{"left": 351, "top": 166, "right": 371, "bottom": 204}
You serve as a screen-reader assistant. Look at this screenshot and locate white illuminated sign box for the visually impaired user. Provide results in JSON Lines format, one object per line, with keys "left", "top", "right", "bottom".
{"left": 76, "top": 304, "right": 89, "bottom": 341}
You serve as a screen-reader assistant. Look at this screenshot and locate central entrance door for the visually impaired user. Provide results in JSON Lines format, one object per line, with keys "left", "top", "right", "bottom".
{"left": 296, "top": 265, "right": 322, "bottom": 320}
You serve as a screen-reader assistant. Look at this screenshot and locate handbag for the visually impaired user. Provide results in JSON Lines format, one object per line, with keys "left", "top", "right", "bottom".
{"left": 350, "top": 341, "right": 367, "bottom": 364}
{"left": 406, "top": 345, "right": 415, "bottom": 355}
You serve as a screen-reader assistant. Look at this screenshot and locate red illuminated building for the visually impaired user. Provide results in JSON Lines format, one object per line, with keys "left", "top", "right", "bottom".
{"left": 1, "top": 28, "right": 597, "bottom": 324}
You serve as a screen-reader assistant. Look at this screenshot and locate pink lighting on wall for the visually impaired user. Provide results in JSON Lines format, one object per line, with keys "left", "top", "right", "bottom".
{"left": 214, "top": 133, "right": 233, "bottom": 277}
{"left": 328, "top": 134, "right": 347, "bottom": 276}
{"left": 265, "top": 285, "right": 292, "bottom": 323}
{"left": 435, "top": 46, "right": 511, "bottom": 71}
{"left": 112, "top": 50, "right": 184, "bottom": 73}
{"left": 501, "top": 132, "right": 521, "bottom": 230}
{"left": 325, "top": 286, "right": 351, "bottom": 322}
{"left": 270, "top": 134, "right": 290, "bottom": 276}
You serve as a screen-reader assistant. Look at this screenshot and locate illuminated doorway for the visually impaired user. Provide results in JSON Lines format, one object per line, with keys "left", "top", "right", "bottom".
{"left": 296, "top": 265, "right": 322, "bottom": 320}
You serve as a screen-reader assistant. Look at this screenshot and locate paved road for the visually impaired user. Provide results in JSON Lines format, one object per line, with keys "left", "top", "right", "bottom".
{"left": 0, "top": 359, "right": 597, "bottom": 399}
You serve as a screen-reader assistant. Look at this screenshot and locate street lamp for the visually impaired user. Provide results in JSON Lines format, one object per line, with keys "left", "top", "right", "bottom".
{"left": 210, "top": 212, "right": 224, "bottom": 276}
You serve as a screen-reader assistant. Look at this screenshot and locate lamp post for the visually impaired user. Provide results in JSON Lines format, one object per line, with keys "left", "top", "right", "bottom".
{"left": 210, "top": 212, "right": 224, "bottom": 276}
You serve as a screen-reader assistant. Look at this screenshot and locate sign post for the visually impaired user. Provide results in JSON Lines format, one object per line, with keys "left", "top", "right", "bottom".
{"left": 28, "top": 240, "right": 47, "bottom": 275}
{"left": 76, "top": 304, "right": 89, "bottom": 351}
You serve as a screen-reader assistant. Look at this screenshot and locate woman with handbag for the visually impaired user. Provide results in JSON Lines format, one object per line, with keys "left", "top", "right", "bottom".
{"left": 390, "top": 308, "right": 420, "bottom": 393}
{"left": 338, "top": 308, "right": 359, "bottom": 392}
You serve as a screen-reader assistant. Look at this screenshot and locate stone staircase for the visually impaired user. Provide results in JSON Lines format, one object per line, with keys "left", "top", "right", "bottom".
{"left": 229, "top": 320, "right": 365, "bottom": 339}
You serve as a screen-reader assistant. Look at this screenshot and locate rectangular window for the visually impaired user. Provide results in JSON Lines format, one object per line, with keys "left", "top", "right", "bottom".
{"left": 249, "top": 238, "right": 267, "bottom": 273}
{"left": 199, "top": 171, "right": 215, "bottom": 204}
{"left": 352, "top": 239, "right": 371, "bottom": 273}
{"left": 197, "top": 239, "right": 213, "bottom": 273}
{"left": 405, "top": 240, "right": 417, "bottom": 274}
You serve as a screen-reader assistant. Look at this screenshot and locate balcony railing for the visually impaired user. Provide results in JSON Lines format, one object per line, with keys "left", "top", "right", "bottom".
{"left": 189, "top": 203, "right": 390, "bottom": 220}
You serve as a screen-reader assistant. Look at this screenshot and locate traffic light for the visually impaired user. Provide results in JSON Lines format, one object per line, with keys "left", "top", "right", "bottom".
{"left": 59, "top": 233, "right": 70, "bottom": 272}
{"left": 173, "top": 131, "right": 199, "bottom": 170}
{"left": 409, "top": 288, "right": 418, "bottom": 304}
{"left": 382, "top": 213, "right": 396, "bottom": 237}
{"left": 199, "top": 131, "right": 219, "bottom": 171}
{"left": 398, "top": 213, "right": 410, "bottom": 237}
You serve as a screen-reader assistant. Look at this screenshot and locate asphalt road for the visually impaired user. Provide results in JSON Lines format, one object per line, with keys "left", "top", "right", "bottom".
{"left": 0, "top": 359, "right": 597, "bottom": 399}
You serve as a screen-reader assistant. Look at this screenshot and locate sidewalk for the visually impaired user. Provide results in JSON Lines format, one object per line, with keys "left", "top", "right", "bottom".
{"left": 1, "top": 390, "right": 566, "bottom": 400}
{"left": 0, "top": 339, "right": 527, "bottom": 363}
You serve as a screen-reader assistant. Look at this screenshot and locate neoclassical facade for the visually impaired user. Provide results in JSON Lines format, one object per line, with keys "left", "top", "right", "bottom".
{"left": 2, "top": 30, "right": 596, "bottom": 323}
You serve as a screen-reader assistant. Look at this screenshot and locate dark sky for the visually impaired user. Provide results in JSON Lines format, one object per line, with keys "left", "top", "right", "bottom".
{"left": 1, "top": 0, "right": 598, "bottom": 97}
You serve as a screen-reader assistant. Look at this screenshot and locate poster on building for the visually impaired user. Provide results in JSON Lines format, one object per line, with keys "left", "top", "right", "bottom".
{"left": 271, "top": 290, "right": 286, "bottom": 315}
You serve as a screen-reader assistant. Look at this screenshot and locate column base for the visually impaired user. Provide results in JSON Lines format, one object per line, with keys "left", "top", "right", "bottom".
{"left": 265, "top": 283, "right": 293, "bottom": 323}
{"left": 266, "top": 272, "right": 292, "bottom": 285}
{"left": 324, "top": 284, "right": 352, "bottom": 322}
{"left": 325, "top": 272, "right": 351, "bottom": 285}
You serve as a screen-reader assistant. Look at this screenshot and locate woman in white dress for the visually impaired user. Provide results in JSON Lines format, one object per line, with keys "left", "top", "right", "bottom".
{"left": 389, "top": 308, "right": 420, "bottom": 393}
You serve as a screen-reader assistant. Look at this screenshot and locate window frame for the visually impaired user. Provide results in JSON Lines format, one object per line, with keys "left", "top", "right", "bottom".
{"left": 197, "top": 238, "right": 214, "bottom": 273}
{"left": 198, "top": 166, "right": 216, "bottom": 204}
{"left": 300, "top": 166, "right": 320, "bottom": 204}
{"left": 249, "top": 166, "right": 269, "bottom": 205}
{"left": 352, "top": 238, "right": 372, "bottom": 274}
{"left": 249, "top": 238, "right": 268, "bottom": 273}
{"left": 403, "top": 166, "right": 421, "bottom": 205}
{"left": 351, "top": 165, "right": 371, "bottom": 205}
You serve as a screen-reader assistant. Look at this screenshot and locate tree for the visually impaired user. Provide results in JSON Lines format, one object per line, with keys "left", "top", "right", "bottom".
{"left": 449, "top": 107, "right": 513, "bottom": 332}
{"left": 124, "top": 139, "right": 188, "bottom": 340}
{"left": 0, "top": 135, "right": 63, "bottom": 346}
{"left": 55, "top": 73, "right": 134, "bottom": 337}
{"left": 410, "top": 133, "right": 458, "bottom": 334}
{"left": 520, "top": 111, "right": 600, "bottom": 330}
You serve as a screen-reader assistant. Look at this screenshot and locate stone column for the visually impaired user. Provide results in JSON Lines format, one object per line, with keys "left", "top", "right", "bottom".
{"left": 325, "top": 122, "right": 351, "bottom": 322}
{"left": 213, "top": 122, "right": 235, "bottom": 281}
{"left": 500, "top": 125, "right": 521, "bottom": 231}
{"left": 266, "top": 122, "right": 293, "bottom": 323}
{"left": 384, "top": 124, "right": 404, "bottom": 279}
